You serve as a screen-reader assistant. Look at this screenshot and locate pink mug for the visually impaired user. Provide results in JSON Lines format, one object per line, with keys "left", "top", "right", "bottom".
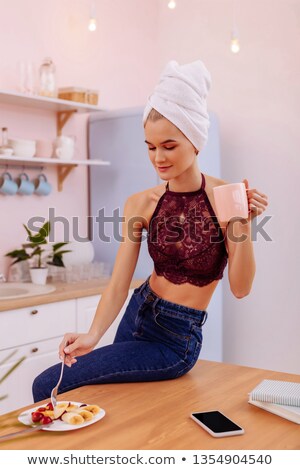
{"left": 35, "top": 140, "right": 53, "bottom": 158}
{"left": 213, "top": 183, "right": 248, "bottom": 222}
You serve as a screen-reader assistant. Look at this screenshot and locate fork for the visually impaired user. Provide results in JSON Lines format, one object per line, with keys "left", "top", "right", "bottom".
{"left": 50, "top": 343, "right": 67, "bottom": 409}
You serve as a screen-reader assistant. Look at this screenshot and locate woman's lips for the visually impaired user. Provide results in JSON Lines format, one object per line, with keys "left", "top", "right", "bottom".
{"left": 157, "top": 166, "right": 172, "bottom": 171}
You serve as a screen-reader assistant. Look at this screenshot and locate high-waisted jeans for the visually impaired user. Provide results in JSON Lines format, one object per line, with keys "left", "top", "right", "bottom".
{"left": 32, "top": 275, "right": 208, "bottom": 402}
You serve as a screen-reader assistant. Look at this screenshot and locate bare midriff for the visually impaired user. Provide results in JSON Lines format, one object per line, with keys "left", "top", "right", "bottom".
{"left": 149, "top": 270, "right": 219, "bottom": 311}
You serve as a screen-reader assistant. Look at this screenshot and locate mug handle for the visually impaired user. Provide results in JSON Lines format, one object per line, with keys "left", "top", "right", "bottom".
{"left": 19, "top": 172, "right": 29, "bottom": 181}
{"left": 55, "top": 148, "right": 61, "bottom": 158}
{"left": 38, "top": 173, "right": 48, "bottom": 182}
{"left": 3, "top": 171, "right": 12, "bottom": 180}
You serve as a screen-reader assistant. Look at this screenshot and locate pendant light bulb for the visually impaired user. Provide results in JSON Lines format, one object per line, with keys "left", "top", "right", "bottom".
{"left": 168, "top": 1, "right": 176, "bottom": 9}
{"left": 230, "top": 25, "right": 240, "bottom": 53}
{"left": 230, "top": 1, "right": 240, "bottom": 53}
{"left": 88, "top": 1, "right": 97, "bottom": 32}
{"left": 88, "top": 18, "right": 97, "bottom": 32}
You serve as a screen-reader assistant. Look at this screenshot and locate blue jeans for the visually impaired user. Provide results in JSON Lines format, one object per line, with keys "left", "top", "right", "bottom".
{"left": 32, "top": 275, "right": 208, "bottom": 402}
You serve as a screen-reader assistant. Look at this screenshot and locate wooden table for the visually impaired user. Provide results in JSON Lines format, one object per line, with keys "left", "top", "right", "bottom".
{"left": 0, "top": 360, "right": 299, "bottom": 450}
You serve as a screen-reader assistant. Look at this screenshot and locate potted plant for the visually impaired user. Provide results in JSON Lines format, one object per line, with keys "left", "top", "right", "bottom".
{"left": 5, "top": 221, "right": 71, "bottom": 285}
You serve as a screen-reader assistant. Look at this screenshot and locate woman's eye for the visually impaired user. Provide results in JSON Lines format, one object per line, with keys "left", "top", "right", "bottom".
{"left": 148, "top": 146, "right": 175, "bottom": 151}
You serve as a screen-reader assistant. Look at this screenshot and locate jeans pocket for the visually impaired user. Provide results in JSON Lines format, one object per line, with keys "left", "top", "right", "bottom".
{"left": 153, "top": 307, "right": 192, "bottom": 340}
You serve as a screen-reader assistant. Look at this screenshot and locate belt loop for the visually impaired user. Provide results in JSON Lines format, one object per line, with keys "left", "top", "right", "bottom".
{"left": 201, "top": 311, "right": 208, "bottom": 326}
{"left": 139, "top": 277, "right": 149, "bottom": 296}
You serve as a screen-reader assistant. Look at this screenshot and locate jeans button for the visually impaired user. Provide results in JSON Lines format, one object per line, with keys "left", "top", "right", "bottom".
{"left": 146, "top": 293, "right": 155, "bottom": 301}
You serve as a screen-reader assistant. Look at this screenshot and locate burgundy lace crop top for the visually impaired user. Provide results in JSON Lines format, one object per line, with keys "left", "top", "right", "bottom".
{"left": 147, "top": 173, "right": 228, "bottom": 287}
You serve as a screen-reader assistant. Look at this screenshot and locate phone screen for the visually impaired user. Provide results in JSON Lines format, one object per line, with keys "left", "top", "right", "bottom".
{"left": 192, "top": 411, "right": 243, "bottom": 433}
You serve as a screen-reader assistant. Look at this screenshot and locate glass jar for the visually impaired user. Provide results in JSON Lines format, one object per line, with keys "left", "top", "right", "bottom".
{"left": 39, "top": 57, "right": 57, "bottom": 98}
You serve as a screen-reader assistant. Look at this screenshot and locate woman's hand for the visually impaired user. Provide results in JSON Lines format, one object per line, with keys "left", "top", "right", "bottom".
{"left": 243, "top": 179, "right": 269, "bottom": 221}
{"left": 59, "top": 333, "right": 99, "bottom": 367}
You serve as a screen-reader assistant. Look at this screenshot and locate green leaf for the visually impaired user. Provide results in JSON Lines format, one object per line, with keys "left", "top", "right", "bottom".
{"left": 24, "top": 221, "right": 50, "bottom": 244}
{"left": 52, "top": 242, "right": 70, "bottom": 252}
{"left": 31, "top": 247, "right": 45, "bottom": 256}
{"left": 5, "top": 249, "right": 29, "bottom": 261}
{"left": 0, "top": 356, "right": 26, "bottom": 385}
{"left": 48, "top": 254, "right": 65, "bottom": 267}
{"left": 0, "top": 350, "right": 18, "bottom": 367}
{"left": 23, "top": 223, "right": 32, "bottom": 238}
{"left": 54, "top": 250, "right": 72, "bottom": 256}
{"left": 39, "top": 221, "right": 50, "bottom": 238}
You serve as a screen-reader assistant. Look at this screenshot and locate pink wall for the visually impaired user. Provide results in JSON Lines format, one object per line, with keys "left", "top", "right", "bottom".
{"left": 156, "top": 0, "right": 300, "bottom": 373}
{"left": 0, "top": 0, "right": 159, "bottom": 275}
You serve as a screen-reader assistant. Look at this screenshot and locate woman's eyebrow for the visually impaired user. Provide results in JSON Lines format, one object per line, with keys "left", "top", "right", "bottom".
{"left": 144, "top": 139, "right": 178, "bottom": 145}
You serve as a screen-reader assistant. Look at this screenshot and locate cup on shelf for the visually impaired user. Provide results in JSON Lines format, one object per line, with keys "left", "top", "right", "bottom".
{"left": 0, "top": 172, "right": 18, "bottom": 195}
{"left": 35, "top": 140, "right": 53, "bottom": 158}
{"left": 212, "top": 183, "right": 248, "bottom": 222}
{"left": 34, "top": 173, "right": 52, "bottom": 196}
{"left": 8, "top": 138, "right": 36, "bottom": 158}
{"left": 53, "top": 135, "right": 75, "bottom": 161}
{"left": 0, "top": 147, "right": 14, "bottom": 156}
{"left": 16, "top": 172, "right": 35, "bottom": 195}
{"left": 17, "top": 60, "right": 36, "bottom": 95}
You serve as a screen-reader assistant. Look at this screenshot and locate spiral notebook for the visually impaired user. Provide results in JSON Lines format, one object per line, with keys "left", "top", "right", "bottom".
{"left": 249, "top": 379, "right": 300, "bottom": 407}
{"left": 248, "top": 398, "right": 300, "bottom": 424}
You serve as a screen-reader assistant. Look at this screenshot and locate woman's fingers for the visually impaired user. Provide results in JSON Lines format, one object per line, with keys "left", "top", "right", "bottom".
{"left": 58, "top": 333, "right": 79, "bottom": 361}
{"left": 248, "top": 192, "right": 268, "bottom": 206}
{"left": 249, "top": 198, "right": 267, "bottom": 210}
{"left": 64, "top": 354, "right": 77, "bottom": 368}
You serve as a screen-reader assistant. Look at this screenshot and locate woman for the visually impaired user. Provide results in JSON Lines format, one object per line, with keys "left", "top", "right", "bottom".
{"left": 33, "top": 60, "right": 268, "bottom": 402}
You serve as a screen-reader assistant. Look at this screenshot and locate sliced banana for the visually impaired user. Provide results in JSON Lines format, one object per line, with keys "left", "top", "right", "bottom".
{"left": 80, "top": 404, "right": 101, "bottom": 415}
{"left": 56, "top": 402, "right": 70, "bottom": 409}
{"left": 66, "top": 404, "right": 79, "bottom": 412}
{"left": 73, "top": 409, "right": 94, "bottom": 421}
{"left": 61, "top": 412, "right": 85, "bottom": 425}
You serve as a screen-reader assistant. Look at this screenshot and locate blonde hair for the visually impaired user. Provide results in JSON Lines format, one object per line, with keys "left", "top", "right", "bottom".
{"left": 143, "top": 108, "right": 165, "bottom": 126}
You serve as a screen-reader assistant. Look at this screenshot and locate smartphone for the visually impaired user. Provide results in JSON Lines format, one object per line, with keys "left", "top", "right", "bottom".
{"left": 190, "top": 410, "right": 244, "bottom": 438}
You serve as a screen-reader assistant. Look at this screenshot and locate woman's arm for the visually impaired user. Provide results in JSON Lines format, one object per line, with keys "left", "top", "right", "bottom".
{"left": 225, "top": 179, "right": 268, "bottom": 298}
{"left": 59, "top": 194, "right": 144, "bottom": 365}
{"left": 88, "top": 194, "right": 144, "bottom": 340}
{"left": 226, "top": 219, "right": 255, "bottom": 298}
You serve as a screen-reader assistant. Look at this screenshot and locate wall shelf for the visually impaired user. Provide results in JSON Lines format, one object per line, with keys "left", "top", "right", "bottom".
{"left": 0, "top": 90, "right": 105, "bottom": 113}
{"left": 0, "top": 156, "right": 110, "bottom": 192}
{"left": 0, "top": 90, "right": 109, "bottom": 190}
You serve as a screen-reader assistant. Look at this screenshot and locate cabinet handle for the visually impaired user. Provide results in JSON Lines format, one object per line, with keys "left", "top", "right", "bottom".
{"left": 31, "top": 347, "right": 39, "bottom": 353}
{"left": 30, "top": 309, "right": 38, "bottom": 315}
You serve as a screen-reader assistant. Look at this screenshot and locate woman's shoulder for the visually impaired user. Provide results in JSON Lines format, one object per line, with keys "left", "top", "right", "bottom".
{"left": 128, "top": 183, "right": 166, "bottom": 230}
{"left": 129, "top": 183, "right": 166, "bottom": 207}
{"left": 204, "top": 173, "right": 230, "bottom": 190}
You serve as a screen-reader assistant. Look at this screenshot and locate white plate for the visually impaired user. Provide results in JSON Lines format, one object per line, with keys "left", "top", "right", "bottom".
{"left": 18, "top": 401, "right": 105, "bottom": 432}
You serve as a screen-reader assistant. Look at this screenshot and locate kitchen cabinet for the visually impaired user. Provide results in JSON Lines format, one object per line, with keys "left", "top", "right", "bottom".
{"left": 0, "top": 339, "right": 59, "bottom": 413}
{"left": 76, "top": 290, "right": 133, "bottom": 348}
{"left": 0, "top": 90, "right": 110, "bottom": 191}
{"left": 0, "top": 290, "right": 134, "bottom": 414}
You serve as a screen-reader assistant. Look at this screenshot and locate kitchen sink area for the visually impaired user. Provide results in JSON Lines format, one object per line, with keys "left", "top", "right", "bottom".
{"left": 0, "top": 282, "right": 56, "bottom": 300}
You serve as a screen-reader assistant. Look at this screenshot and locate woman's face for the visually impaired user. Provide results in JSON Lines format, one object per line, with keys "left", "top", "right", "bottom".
{"left": 144, "top": 118, "right": 198, "bottom": 180}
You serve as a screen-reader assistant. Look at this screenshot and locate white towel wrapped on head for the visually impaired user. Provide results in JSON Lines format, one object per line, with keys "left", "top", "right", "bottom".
{"left": 143, "top": 59, "right": 211, "bottom": 152}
